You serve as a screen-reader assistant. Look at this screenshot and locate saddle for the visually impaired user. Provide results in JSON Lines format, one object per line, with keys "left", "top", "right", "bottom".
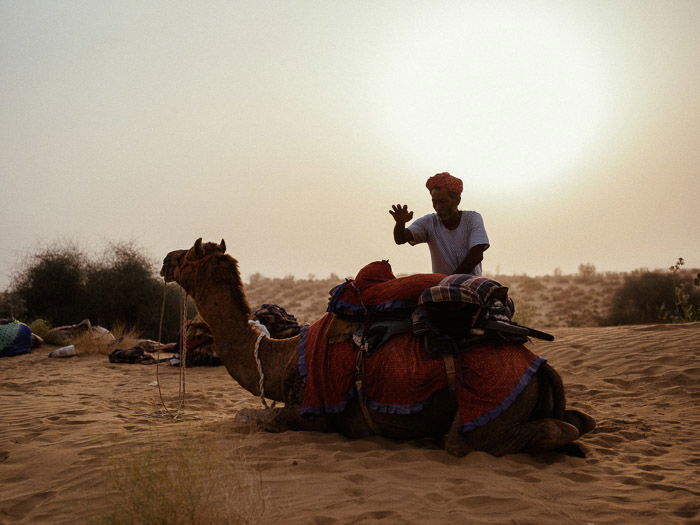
{"left": 326, "top": 261, "right": 553, "bottom": 357}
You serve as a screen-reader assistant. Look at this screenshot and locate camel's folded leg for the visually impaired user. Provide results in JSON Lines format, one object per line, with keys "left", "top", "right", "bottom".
{"left": 234, "top": 407, "right": 330, "bottom": 433}
{"left": 521, "top": 418, "right": 581, "bottom": 452}
{"left": 450, "top": 377, "right": 582, "bottom": 456}
{"left": 563, "top": 409, "right": 596, "bottom": 437}
{"left": 444, "top": 414, "right": 474, "bottom": 457}
{"left": 457, "top": 416, "right": 580, "bottom": 457}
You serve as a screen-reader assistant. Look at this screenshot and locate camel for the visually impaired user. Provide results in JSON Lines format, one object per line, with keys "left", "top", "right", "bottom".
{"left": 161, "top": 238, "right": 595, "bottom": 456}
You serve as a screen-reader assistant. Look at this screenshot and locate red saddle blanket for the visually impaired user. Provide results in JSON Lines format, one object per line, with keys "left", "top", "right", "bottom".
{"left": 298, "top": 313, "right": 545, "bottom": 434}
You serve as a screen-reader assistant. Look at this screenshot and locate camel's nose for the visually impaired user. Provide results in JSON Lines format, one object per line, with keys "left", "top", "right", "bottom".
{"left": 160, "top": 265, "right": 173, "bottom": 281}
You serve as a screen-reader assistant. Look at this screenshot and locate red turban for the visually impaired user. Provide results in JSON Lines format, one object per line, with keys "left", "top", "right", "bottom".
{"left": 425, "top": 172, "right": 462, "bottom": 195}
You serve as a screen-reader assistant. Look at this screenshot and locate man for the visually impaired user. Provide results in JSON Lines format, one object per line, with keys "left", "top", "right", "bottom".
{"left": 390, "top": 172, "right": 489, "bottom": 275}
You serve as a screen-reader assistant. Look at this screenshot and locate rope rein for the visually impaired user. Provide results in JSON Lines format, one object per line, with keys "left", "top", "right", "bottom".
{"left": 155, "top": 280, "right": 188, "bottom": 420}
{"left": 249, "top": 320, "right": 275, "bottom": 409}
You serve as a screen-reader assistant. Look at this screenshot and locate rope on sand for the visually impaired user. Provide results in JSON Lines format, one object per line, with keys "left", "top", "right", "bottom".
{"left": 155, "top": 281, "right": 188, "bottom": 419}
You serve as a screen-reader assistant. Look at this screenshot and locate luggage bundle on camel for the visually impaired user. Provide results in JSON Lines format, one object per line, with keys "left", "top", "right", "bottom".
{"left": 326, "top": 260, "right": 552, "bottom": 356}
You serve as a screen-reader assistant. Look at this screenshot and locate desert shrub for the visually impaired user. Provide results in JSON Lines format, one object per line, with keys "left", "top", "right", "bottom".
{"left": 658, "top": 258, "right": 700, "bottom": 323}
{"left": 84, "top": 242, "right": 180, "bottom": 340}
{"left": 29, "top": 318, "right": 52, "bottom": 337}
{"left": 7, "top": 241, "right": 188, "bottom": 342}
{"left": 577, "top": 262, "right": 596, "bottom": 278}
{"left": 512, "top": 301, "right": 537, "bottom": 326}
{"left": 0, "top": 290, "right": 19, "bottom": 318}
{"left": 99, "top": 429, "right": 268, "bottom": 524}
{"left": 518, "top": 276, "right": 545, "bottom": 294}
{"left": 605, "top": 268, "right": 700, "bottom": 325}
{"left": 9, "top": 243, "right": 89, "bottom": 325}
{"left": 73, "top": 324, "right": 142, "bottom": 356}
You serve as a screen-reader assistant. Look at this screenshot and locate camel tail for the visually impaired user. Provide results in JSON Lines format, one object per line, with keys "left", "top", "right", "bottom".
{"left": 538, "top": 362, "right": 566, "bottom": 420}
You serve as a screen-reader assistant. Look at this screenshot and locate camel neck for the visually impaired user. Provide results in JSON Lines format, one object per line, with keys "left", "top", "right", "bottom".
{"left": 190, "top": 282, "right": 292, "bottom": 402}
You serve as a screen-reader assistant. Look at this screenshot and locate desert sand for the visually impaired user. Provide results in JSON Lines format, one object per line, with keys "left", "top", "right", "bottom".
{"left": 1, "top": 321, "right": 699, "bottom": 524}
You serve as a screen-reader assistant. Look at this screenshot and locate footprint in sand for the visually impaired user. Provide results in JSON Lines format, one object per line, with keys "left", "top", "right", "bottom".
{"left": 344, "top": 473, "right": 372, "bottom": 484}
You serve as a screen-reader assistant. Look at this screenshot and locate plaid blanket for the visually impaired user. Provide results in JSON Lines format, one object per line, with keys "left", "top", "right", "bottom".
{"left": 413, "top": 275, "right": 515, "bottom": 334}
{"left": 298, "top": 313, "right": 544, "bottom": 434}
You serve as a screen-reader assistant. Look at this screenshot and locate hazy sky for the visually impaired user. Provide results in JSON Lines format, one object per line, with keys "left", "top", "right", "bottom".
{"left": 2, "top": 1, "right": 698, "bottom": 289}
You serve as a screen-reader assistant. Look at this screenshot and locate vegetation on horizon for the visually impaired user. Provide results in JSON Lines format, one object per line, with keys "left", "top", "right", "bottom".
{"left": 605, "top": 258, "right": 700, "bottom": 325}
{"left": 1, "top": 242, "right": 187, "bottom": 342}
{"left": 2, "top": 242, "right": 698, "bottom": 332}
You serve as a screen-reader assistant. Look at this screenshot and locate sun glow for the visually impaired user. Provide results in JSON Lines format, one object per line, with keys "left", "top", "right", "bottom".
{"left": 377, "top": 5, "right": 610, "bottom": 192}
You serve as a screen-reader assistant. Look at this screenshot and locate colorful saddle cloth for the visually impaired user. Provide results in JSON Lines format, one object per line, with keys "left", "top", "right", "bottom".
{"left": 298, "top": 313, "right": 545, "bottom": 434}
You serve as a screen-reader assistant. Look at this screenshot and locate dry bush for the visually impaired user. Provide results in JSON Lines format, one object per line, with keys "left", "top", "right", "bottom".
{"left": 512, "top": 301, "right": 537, "bottom": 326}
{"left": 97, "top": 428, "right": 269, "bottom": 525}
{"left": 518, "top": 276, "right": 546, "bottom": 294}
{"left": 73, "top": 325, "right": 142, "bottom": 356}
{"left": 28, "top": 318, "right": 52, "bottom": 338}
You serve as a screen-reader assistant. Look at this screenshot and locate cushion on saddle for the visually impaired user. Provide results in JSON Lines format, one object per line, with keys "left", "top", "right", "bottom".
{"left": 327, "top": 260, "right": 445, "bottom": 318}
{"left": 253, "top": 303, "right": 301, "bottom": 339}
{"left": 413, "top": 275, "right": 514, "bottom": 334}
{"left": 298, "top": 313, "right": 545, "bottom": 433}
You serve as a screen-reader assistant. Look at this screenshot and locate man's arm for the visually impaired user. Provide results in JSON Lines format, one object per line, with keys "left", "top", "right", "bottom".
{"left": 389, "top": 204, "right": 414, "bottom": 245}
{"left": 453, "top": 244, "right": 489, "bottom": 274}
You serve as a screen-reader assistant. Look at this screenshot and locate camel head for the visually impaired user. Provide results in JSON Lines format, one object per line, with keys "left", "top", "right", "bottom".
{"left": 160, "top": 239, "right": 248, "bottom": 314}
{"left": 161, "top": 238, "right": 228, "bottom": 282}
{"left": 160, "top": 249, "right": 188, "bottom": 283}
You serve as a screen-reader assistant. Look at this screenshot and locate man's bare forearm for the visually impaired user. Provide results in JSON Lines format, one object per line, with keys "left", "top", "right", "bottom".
{"left": 454, "top": 244, "right": 488, "bottom": 274}
{"left": 393, "top": 223, "right": 411, "bottom": 244}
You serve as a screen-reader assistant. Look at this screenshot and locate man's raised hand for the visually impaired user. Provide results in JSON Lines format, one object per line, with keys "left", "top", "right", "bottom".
{"left": 389, "top": 204, "right": 414, "bottom": 224}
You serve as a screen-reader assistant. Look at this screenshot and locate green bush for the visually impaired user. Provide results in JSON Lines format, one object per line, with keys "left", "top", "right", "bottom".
{"left": 10, "top": 243, "right": 89, "bottom": 326}
{"left": 605, "top": 266, "right": 700, "bottom": 325}
{"left": 7, "top": 242, "right": 188, "bottom": 341}
{"left": 658, "top": 258, "right": 700, "bottom": 323}
{"left": 29, "top": 318, "right": 52, "bottom": 337}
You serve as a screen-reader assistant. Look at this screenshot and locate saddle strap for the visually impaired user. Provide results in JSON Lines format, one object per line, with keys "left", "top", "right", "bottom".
{"left": 354, "top": 349, "right": 381, "bottom": 435}
{"left": 443, "top": 354, "right": 456, "bottom": 389}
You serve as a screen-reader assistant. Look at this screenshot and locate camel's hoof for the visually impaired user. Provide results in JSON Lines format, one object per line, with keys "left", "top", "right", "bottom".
{"left": 530, "top": 419, "right": 580, "bottom": 450}
{"left": 555, "top": 442, "right": 587, "bottom": 458}
{"left": 444, "top": 437, "right": 471, "bottom": 457}
{"left": 564, "top": 410, "right": 596, "bottom": 436}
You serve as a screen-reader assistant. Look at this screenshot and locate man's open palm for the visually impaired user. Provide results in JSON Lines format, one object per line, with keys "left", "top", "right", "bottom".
{"left": 390, "top": 204, "right": 413, "bottom": 224}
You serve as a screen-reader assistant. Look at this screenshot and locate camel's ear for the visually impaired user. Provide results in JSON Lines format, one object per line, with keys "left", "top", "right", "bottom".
{"left": 219, "top": 239, "right": 226, "bottom": 253}
{"left": 194, "top": 238, "right": 204, "bottom": 257}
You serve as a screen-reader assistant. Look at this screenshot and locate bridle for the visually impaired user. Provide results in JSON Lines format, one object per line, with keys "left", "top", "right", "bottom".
{"left": 174, "top": 251, "right": 221, "bottom": 295}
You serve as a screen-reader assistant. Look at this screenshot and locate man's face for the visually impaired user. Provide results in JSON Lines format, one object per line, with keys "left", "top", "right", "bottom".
{"left": 430, "top": 187, "right": 460, "bottom": 222}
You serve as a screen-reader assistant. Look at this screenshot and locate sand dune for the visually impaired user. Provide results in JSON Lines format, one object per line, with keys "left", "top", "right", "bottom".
{"left": 1, "top": 322, "right": 699, "bottom": 524}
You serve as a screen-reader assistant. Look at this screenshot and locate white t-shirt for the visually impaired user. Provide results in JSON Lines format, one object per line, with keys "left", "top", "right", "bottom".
{"left": 407, "top": 211, "right": 489, "bottom": 275}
